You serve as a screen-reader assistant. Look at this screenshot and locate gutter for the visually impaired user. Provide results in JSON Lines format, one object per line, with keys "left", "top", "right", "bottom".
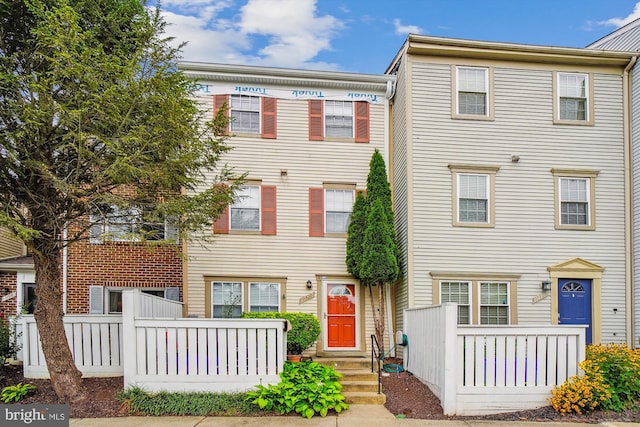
{"left": 624, "top": 55, "right": 638, "bottom": 347}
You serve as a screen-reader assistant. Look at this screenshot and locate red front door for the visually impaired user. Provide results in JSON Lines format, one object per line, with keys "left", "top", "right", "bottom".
{"left": 327, "top": 284, "right": 356, "bottom": 348}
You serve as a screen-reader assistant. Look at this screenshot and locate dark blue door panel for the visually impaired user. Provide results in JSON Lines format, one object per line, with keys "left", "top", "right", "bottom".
{"left": 558, "top": 278, "right": 592, "bottom": 344}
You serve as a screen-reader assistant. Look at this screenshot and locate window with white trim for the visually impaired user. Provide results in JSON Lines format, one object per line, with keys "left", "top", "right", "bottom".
{"left": 325, "top": 101, "right": 354, "bottom": 138}
{"left": 458, "top": 174, "right": 488, "bottom": 223}
{"left": 207, "top": 278, "right": 285, "bottom": 318}
{"left": 440, "top": 281, "right": 470, "bottom": 324}
{"left": 90, "top": 205, "right": 178, "bottom": 243}
{"left": 557, "top": 73, "right": 588, "bottom": 121}
{"left": 230, "top": 94, "right": 261, "bottom": 134}
{"left": 212, "top": 281, "right": 243, "bottom": 318}
{"left": 480, "top": 282, "right": 509, "bottom": 325}
{"left": 325, "top": 189, "right": 355, "bottom": 233}
{"left": 456, "top": 66, "right": 489, "bottom": 116}
{"left": 230, "top": 185, "right": 261, "bottom": 231}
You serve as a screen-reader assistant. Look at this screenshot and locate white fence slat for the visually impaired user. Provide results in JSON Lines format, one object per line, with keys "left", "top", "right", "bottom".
{"left": 547, "top": 336, "right": 558, "bottom": 385}
{"left": 228, "top": 328, "right": 238, "bottom": 376}
{"left": 495, "top": 335, "right": 506, "bottom": 386}
{"left": 515, "top": 336, "right": 526, "bottom": 386}
{"left": 535, "top": 336, "right": 547, "bottom": 386}
{"left": 485, "top": 335, "right": 496, "bottom": 386}
{"left": 167, "top": 328, "right": 178, "bottom": 375}
{"left": 177, "top": 328, "right": 188, "bottom": 375}
{"left": 156, "top": 328, "right": 167, "bottom": 375}
{"left": 207, "top": 328, "right": 218, "bottom": 375}
{"left": 505, "top": 336, "right": 516, "bottom": 387}
{"left": 556, "top": 336, "right": 568, "bottom": 383}
{"left": 247, "top": 328, "right": 257, "bottom": 375}
{"left": 187, "top": 327, "right": 197, "bottom": 375}
{"left": 219, "top": 329, "right": 228, "bottom": 375}
{"left": 525, "top": 335, "right": 537, "bottom": 386}
{"left": 258, "top": 329, "right": 267, "bottom": 375}
{"left": 197, "top": 328, "right": 207, "bottom": 375}
{"left": 237, "top": 328, "right": 247, "bottom": 376}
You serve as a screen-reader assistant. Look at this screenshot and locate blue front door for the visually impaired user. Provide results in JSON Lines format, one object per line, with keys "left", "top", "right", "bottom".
{"left": 558, "top": 278, "right": 592, "bottom": 344}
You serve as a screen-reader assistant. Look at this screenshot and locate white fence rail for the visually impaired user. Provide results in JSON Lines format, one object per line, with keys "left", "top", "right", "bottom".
{"left": 18, "top": 289, "right": 287, "bottom": 393}
{"left": 403, "top": 303, "right": 586, "bottom": 415}
{"left": 20, "top": 315, "right": 124, "bottom": 379}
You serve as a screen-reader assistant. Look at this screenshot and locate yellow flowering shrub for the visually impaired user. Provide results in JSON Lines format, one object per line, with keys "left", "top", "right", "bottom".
{"left": 550, "top": 364, "right": 611, "bottom": 415}
{"left": 551, "top": 343, "right": 640, "bottom": 415}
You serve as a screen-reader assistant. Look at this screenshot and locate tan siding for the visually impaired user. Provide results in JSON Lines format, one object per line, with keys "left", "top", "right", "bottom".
{"left": 187, "top": 86, "right": 388, "bottom": 354}
{"left": 405, "top": 60, "right": 627, "bottom": 342}
{"left": 0, "top": 228, "right": 24, "bottom": 259}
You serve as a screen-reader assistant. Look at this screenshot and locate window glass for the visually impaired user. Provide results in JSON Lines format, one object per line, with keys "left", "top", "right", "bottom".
{"left": 559, "top": 73, "right": 587, "bottom": 121}
{"left": 458, "top": 174, "right": 488, "bottom": 223}
{"left": 440, "top": 281, "right": 470, "bottom": 324}
{"left": 212, "top": 282, "right": 243, "bottom": 318}
{"left": 107, "top": 289, "right": 166, "bottom": 314}
{"left": 560, "top": 178, "right": 588, "bottom": 225}
{"left": 325, "top": 189, "right": 354, "bottom": 233}
{"left": 231, "top": 185, "right": 260, "bottom": 230}
{"left": 249, "top": 282, "right": 280, "bottom": 312}
{"left": 90, "top": 205, "right": 176, "bottom": 242}
{"left": 230, "top": 95, "right": 260, "bottom": 133}
{"left": 457, "top": 67, "right": 487, "bottom": 115}
{"left": 325, "top": 101, "right": 353, "bottom": 138}
{"left": 23, "top": 283, "right": 36, "bottom": 314}
{"left": 480, "top": 282, "right": 509, "bottom": 325}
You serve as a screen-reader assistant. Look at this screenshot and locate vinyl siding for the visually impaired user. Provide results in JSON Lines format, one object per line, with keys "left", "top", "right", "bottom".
{"left": 403, "top": 60, "right": 627, "bottom": 342}
{"left": 633, "top": 61, "right": 640, "bottom": 346}
{"left": 186, "top": 84, "right": 388, "bottom": 353}
{"left": 0, "top": 228, "right": 24, "bottom": 259}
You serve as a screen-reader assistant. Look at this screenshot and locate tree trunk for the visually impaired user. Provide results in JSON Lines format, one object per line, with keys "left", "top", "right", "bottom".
{"left": 368, "top": 282, "right": 386, "bottom": 356}
{"left": 32, "top": 248, "right": 83, "bottom": 402}
{"left": 377, "top": 283, "right": 386, "bottom": 356}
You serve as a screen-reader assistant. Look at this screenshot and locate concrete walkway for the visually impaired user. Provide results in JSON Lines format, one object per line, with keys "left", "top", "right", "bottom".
{"left": 69, "top": 404, "right": 640, "bottom": 426}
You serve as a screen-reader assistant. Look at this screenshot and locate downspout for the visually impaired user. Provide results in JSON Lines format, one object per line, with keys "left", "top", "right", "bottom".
{"left": 623, "top": 55, "right": 637, "bottom": 347}
{"left": 384, "top": 77, "right": 397, "bottom": 356}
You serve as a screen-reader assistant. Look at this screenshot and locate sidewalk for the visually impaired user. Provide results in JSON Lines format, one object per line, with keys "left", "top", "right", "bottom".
{"left": 69, "top": 404, "right": 640, "bottom": 427}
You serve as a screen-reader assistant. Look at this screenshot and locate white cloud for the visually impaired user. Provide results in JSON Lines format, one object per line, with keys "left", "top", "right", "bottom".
{"left": 157, "top": 0, "right": 344, "bottom": 70}
{"left": 595, "top": 1, "right": 640, "bottom": 27}
{"left": 392, "top": 18, "right": 422, "bottom": 36}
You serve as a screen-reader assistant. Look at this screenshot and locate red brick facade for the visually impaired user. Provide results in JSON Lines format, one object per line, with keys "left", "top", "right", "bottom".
{"left": 0, "top": 272, "right": 17, "bottom": 319}
{"left": 65, "top": 241, "right": 183, "bottom": 314}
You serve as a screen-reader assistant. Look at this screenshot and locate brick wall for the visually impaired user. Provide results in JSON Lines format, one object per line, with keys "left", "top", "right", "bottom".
{"left": 0, "top": 272, "right": 16, "bottom": 319}
{"left": 66, "top": 241, "right": 183, "bottom": 314}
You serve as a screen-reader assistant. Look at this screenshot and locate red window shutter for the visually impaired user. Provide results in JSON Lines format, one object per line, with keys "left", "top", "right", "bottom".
{"left": 213, "top": 95, "right": 229, "bottom": 136}
{"left": 309, "top": 188, "right": 324, "bottom": 237}
{"left": 262, "top": 97, "right": 277, "bottom": 139}
{"left": 308, "top": 100, "right": 324, "bottom": 141}
{"left": 261, "top": 185, "right": 277, "bottom": 235}
{"left": 355, "top": 101, "right": 369, "bottom": 143}
{"left": 213, "top": 183, "right": 229, "bottom": 234}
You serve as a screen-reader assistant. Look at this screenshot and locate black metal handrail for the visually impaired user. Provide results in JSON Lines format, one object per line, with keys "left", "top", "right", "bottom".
{"left": 370, "top": 334, "right": 382, "bottom": 394}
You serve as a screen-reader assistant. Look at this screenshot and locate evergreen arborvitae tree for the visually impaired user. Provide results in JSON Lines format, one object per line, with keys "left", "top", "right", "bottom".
{"left": 346, "top": 191, "right": 367, "bottom": 279}
{"left": 360, "top": 199, "right": 398, "bottom": 283}
{"left": 0, "top": 0, "right": 236, "bottom": 402}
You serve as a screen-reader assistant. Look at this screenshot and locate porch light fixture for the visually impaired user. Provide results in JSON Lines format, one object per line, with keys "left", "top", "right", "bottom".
{"left": 541, "top": 280, "right": 552, "bottom": 291}
{"left": 306, "top": 280, "right": 312, "bottom": 290}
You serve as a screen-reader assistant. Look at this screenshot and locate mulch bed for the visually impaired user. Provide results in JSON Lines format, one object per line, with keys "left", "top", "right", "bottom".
{"left": 2, "top": 359, "right": 640, "bottom": 421}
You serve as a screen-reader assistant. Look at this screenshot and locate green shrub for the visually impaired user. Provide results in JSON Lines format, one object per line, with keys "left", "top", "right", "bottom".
{"left": 1, "top": 382, "right": 36, "bottom": 403}
{"left": 0, "top": 317, "right": 21, "bottom": 362}
{"left": 117, "top": 387, "right": 260, "bottom": 416}
{"left": 242, "top": 312, "right": 320, "bottom": 355}
{"left": 551, "top": 343, "right": 640, "bottom": 414}
{"left": 247, "top": 360, "right": 348, "bottom": 418}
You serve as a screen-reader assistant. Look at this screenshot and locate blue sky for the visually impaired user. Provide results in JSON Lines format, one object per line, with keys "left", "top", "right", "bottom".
{"left": 155, "top": 0, "right": 640, "bottom": 74}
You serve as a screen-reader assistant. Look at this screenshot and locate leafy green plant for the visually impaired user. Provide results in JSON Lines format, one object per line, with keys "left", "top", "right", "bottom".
{"left": 242, "top": 312, "right": 320, "bottom": 355}
{"left": 551, "top": 343, "right": 640, "bottom": 414}
{"left": 1, "top": 382, "right": 36, "bottom": 403}
{"left": 0, "top": 316, "right": 22, "bottom": 362}
{"left": 247, "top": 360, "right": 348, "bottom": 418}
{"left": 117, "top": 386, "right": 259, "bottom": 416}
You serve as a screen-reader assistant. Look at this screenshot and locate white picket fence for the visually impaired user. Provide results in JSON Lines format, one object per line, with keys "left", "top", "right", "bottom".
{"left": 403, "top": 303, "right": 586, "bottom": 415}
{"left": 17, "top": 289, "right": 287, "bottom": 393}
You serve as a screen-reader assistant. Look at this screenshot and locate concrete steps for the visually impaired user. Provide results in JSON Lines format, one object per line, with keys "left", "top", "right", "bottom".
{"left": 315, "top": 357, "right": 386, "bottom": 405}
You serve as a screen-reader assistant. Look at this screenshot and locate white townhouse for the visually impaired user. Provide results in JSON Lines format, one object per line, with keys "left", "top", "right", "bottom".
{"left": 179, "top": 62, "right": 395, "bottom": 356}
{"left": 386, "top": 35, "right": 636, "bottom": 346}
{"left": 588, "top": 18, "right": 640, "bottom": 347}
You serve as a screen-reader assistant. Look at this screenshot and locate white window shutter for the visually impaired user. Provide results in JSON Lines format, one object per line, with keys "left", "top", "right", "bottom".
{"left": 89, "top": 286, "right": 104, "bottom": 314}
{"left": 165, "top": 287, "right": 180, "bottom": 301}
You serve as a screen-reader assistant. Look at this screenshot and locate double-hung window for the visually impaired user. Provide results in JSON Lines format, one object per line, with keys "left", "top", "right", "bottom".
{"left": 325, "top": 189, "right": 355, "bottom": 233}
{"left": 207, "top": 278, "right": 285, "bottom": 318}
{"left": 230, "top": 95, "right": 261, "bottom": 134}
{"left": 325, "top": 101, "right": 354, "bottom": 138}
{"left": 90, "top": 205, "right": 178, "bottom": 243}
{"left": 480, "top": 282, "right": 509, "bottom": 325}
{"left": 449, "top": 165, "right": 498, "bottom": 227}
{"left": 552, "top": 169, "right": 598, "bottom": 230}
{"left": 453, "top": 66, "right": 493, "bottom": 119}
{"left": 434, "top": 275, "right": 517, "bottom": 325}
{"left": 440, "top": 281, "right": 470, "bottom": 324}
{"left": 555, "top": 72, "right": 593, "bottom": 124}
{"left": 309, "top": 185, "right": 357, "bottom": 236}
{"left": 230, "top": 185, "right": 261, "bottom": 231}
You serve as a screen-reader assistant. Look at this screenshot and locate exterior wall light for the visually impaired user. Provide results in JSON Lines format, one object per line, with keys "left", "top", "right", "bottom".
{"left": 541, "top": 280, "right": 552, "bottom": 291}
{"left": 306, "top": 280, "right": 312, "bottom": 290}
